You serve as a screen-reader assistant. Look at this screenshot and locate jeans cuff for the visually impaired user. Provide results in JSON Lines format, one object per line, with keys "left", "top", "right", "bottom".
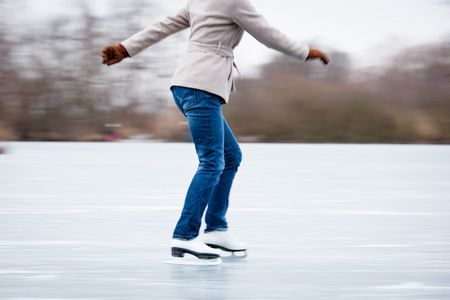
{"left": 205, "top": 226, "right": 228, "bottom": 233}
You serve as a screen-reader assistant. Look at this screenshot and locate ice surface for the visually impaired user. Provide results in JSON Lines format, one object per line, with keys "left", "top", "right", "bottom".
{"left": 1, "top": 142, "right": 450, "bottom": 299}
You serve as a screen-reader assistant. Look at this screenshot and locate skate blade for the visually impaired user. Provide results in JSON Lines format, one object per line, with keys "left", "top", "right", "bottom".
{"left": 220, "top": 250, "right": 247, "bottom": 260}
{"left": 204, "top": 243, "right": 247, "bottom": 260}
{"left": 164, "top": 254, "right": 222, "bottom": 266}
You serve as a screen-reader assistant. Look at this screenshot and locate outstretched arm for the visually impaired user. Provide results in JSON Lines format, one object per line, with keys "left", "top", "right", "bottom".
{"left": 102, "top": 5, "right": 190, "bottom": 66}
{"left": 230, "top": 0, "right": 329, "bottom": 65}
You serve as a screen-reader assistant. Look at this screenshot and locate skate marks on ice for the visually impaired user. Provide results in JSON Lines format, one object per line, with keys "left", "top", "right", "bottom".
{"left": 1, "top": 142, "right": 450, "bottom": 299}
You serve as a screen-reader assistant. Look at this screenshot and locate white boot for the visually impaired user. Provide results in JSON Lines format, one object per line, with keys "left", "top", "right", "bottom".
{"left": 171, "top": 238, "right": 220, "bottom": 259}
{"left": 202, "top": 230, "right": 247, "bottom": 252}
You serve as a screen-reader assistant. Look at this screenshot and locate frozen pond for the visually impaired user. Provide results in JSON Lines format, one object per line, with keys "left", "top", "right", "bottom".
{"left": 1, "top": 142, "right": 450, "bottom": 299}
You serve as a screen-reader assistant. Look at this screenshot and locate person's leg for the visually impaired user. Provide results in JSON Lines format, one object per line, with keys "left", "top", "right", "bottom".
{"left": 202, "top": 123, "right": 247, "bottom": 253}
{"left": 205, "top": 118, "right": 242, "bottom": 232}
{"left": 171, "top": 87, "right": 225, "bottom": 240}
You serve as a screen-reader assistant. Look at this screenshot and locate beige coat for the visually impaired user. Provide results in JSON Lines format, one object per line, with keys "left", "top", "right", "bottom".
{"left": 122, "top": 0, "right": 309, "bottom": 103}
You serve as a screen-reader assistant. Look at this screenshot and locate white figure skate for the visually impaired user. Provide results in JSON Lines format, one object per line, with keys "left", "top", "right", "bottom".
{"left": 164, "top": 238, "right": 222, "bottom": 266}
{"left": 201, "top": 231, "right": 247, "bottom": 260}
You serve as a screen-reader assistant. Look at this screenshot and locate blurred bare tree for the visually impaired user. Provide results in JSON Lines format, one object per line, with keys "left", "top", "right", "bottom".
{"left": 223, "top": 41, "right": 450, "bottom": 143}
{"left": 0, "top": 0, "right": 186, "bottom": 141}
{"left": 260, "top": 50, "right": 350, "bottom": 83}
{"left": 0, "top": 0, "right": 448, "bottom": 143}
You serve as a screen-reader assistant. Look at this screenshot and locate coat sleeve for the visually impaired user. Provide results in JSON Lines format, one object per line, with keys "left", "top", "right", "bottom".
{"left": 121, "top": 4, "right": 190, "bottom": 57}
{"left": 230, "top": 0, "right": 309, "bottom": 61}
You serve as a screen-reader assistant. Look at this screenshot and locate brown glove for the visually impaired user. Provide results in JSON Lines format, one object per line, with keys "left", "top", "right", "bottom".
{"left": 306, "top": 48, "right": 330, "bottom": 65}
{"left": 102, "top": 44, "right": 129, "bottom": 66}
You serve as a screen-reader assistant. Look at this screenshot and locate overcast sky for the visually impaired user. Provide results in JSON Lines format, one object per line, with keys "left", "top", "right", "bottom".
{"left": 23, "top": 0, "right": 450, "bottom": 72}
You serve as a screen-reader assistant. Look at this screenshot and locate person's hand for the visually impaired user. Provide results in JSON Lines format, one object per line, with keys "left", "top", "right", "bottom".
{"left": 306, "top": 48, "right": 330, "bottom": 65}
{"left": 101, "top": 44, "right": 129, "bottom": 66}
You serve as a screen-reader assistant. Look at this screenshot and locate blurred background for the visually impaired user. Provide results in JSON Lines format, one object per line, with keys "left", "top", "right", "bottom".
{"left": 0, "top": 0, "right": 449, "bottom": 144}
{"left": 1, "top": 2, "right": 450, "bottom": 298}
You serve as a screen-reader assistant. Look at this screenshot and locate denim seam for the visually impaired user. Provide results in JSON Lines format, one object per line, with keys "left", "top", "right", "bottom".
{"left": 224, "top": 130, "right": 241, "bottom": 169}
{"left": 181, "top": 87, "right": 197, "bottom": 111}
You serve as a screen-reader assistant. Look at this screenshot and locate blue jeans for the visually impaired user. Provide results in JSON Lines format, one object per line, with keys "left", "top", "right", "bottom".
{"left": 171, "top": 86, "right": 242, "bottom": 240}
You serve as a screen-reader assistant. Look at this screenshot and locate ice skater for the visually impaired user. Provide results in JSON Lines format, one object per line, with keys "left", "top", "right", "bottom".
{"left": 102, "top": 0, "right": 329, "bottom": 264}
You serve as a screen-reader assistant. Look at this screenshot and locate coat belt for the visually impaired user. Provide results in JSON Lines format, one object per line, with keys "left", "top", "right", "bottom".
{"left": 188, "top": 41, "right": 234, "bottom": 58}
{"left": 187, "top": 41, "right": 241, "bottom": 91}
